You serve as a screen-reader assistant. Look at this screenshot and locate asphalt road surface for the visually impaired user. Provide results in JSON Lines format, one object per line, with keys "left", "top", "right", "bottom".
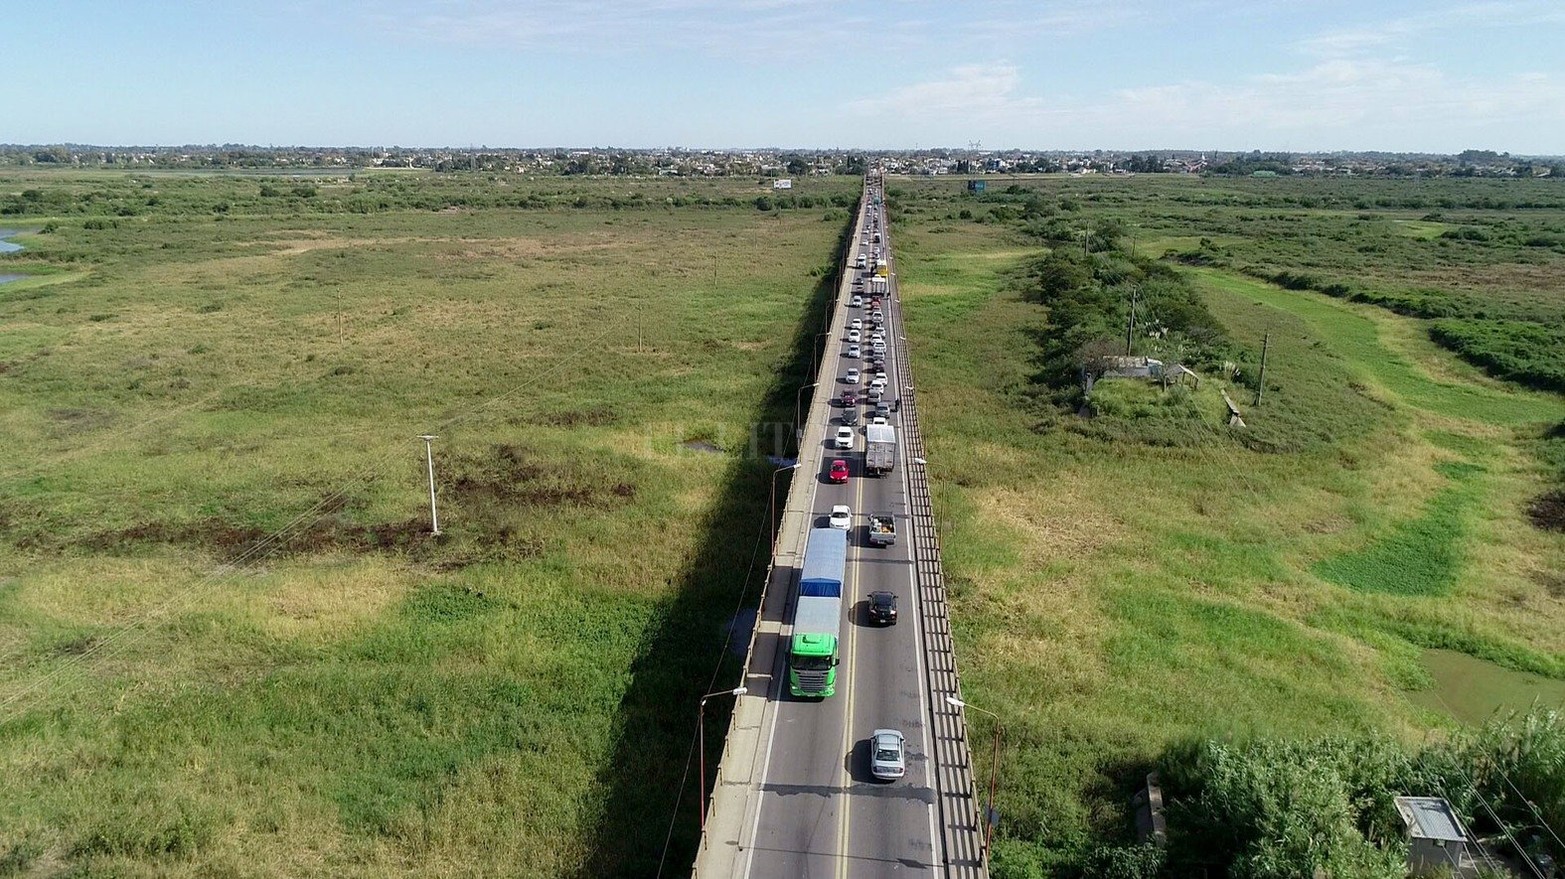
{"left": 740, "top": 191, "right": 943, "bottom": 878}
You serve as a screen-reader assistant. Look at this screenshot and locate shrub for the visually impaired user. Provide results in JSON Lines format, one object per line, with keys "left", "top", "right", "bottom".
{"left": 1429, "top": 319, "right": 1565, "bottom": 393}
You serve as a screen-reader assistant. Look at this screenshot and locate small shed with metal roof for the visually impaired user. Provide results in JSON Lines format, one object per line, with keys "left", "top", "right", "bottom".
{"left": 1395, "top": 796, "right": 1473, "bottom": 874}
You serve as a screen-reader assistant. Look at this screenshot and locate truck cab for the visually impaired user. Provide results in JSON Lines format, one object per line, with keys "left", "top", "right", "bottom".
{"left": 789, "top": 634, "right": 838, "bottom": 697}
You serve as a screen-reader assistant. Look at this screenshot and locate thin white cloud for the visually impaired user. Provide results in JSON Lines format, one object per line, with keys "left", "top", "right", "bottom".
{"left": 849, "top": 57, "right": 1565, "bottom": 151}
{"left": 367, "top": 0, "right": 862, "bottom": 54}
{"left": 959, "top": 0, "right": 1135, "bottom": 40}
{"left": 845, "top": 63, "right": 1049, "bottom": 120}
{"left": 1298, "top": 0, "right": 1565, "bottom": 57}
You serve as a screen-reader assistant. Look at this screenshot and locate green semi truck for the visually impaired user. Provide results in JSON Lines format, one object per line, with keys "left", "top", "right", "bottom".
{"left": 789, "top": 527, "right": 847, "bottom": 698}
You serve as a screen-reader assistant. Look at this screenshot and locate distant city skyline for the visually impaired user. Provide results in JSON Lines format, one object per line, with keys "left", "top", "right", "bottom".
{"left": 7, "top": 0, "right": 1564, "bottom": 153}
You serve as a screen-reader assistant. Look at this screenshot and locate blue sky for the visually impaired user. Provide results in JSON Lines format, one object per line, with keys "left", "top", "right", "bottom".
{"left": 6, "top": 0, "right": 1563, "bottom": 152}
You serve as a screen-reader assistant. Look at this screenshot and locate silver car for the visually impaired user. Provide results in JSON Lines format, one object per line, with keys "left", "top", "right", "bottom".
{"left": 870, "top": 729, "right": 906, "bottom": 781}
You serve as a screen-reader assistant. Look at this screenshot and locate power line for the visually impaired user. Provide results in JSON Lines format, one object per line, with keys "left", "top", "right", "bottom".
{"left": 654, "top": 464, "right": 775, "bottom": 879}
{"left": 1426, "top": 709, "right": 1552, "bottom": 879}
{"left": 1429, "top": 689, "right": 1565, "bottom": 859}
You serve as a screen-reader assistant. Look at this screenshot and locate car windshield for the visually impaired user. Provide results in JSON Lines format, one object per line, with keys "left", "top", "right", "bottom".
{"left": 875, "top": 748, "right": 899, "bottom": 762}
{"left": 792, "top": 655, "right": 834, "bottom": 671}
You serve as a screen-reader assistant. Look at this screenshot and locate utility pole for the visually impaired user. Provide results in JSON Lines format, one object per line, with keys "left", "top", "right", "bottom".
{"left": 1125, "top": 287, "right": 1137, "bottom": 356}
{"left": 1255, "top": 332, "right": 1271, "bottom": 406}
{"left": 418, "top": 435, "right": 441, "bottom": 535}
{"left": 698, "top": 686, "right": 747, "bottom": 834}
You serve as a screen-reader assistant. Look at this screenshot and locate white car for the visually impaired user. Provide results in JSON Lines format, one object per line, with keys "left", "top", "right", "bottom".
{"left": 869, "top": 416, "right": 889, "bottom": 426}
{"left": 844, "top": 368, "right": 861, "bottom": 384}
{"left": 870, "top": 333, "right": 885, "bottom": 345}
{"left": 870, "top": 376, "right": 887, "bottom": 391}
{"left": 833, "top": 427, "right": 854, "bottom": 450}
{"left": 850, "top": 296, "right": 864, "bottom": 307}
{"left": 847, "top": 344, "right": 861, "bottom": 358}
{"left": 847, "top": 330, "right": 861, "bottom": 344}
{"left": 850, "top": 319, "right": 863, "bottom": 330}
{"left": 871, "top": 310, "right": 884, "bottom": 322}
{"left": 828, "top": 504, "right": 852, "bottom": 531}
{"left": 870, "top": 729, "right": 906, "bottom": 780}
{"left": 871, "top": 341, "right": 887, "bottom": 355}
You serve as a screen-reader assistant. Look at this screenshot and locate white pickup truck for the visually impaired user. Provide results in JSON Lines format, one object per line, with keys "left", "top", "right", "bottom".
{"left": 867, "top": 512, "right": 896, "bottom": 547}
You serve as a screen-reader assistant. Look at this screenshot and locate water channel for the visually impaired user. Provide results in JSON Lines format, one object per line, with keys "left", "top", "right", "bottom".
{"left": 0, "top": 228, "right": 28, "bottom": 284}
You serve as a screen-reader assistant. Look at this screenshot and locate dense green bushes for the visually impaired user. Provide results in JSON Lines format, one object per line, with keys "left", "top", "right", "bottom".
{"left": 991, "top": 709, "right": 1565, "bottom": 878}
{"left": 1151, "top": 708, "right": 1565, "bottom": 879}
{"left": 1014, "top": 244, "right": 1251, "bottom": 409}
{"left": 1165, "top": 737, "right": 1408, "bottom": 879}
{"left": 0, "top": 173, "right": 858, "bottom": 220}
{"left": 1430, "top": 320, "right": 1565, "bottom": 394}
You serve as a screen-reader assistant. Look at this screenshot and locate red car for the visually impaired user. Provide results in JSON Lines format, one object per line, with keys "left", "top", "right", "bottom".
{"left": 829, "top": 459, "right": 850, "bottom": 484}
{"left": 840, "top": 389, "right": 858, "bottom": 407}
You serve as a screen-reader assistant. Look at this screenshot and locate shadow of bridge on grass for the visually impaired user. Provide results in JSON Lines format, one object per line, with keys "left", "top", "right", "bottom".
{"left": 575, "top": 209, "right": 857, "bottom": 878}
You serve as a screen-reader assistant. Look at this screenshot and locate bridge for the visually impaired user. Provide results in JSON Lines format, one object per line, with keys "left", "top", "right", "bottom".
{"left": 693, "top": 175, "right": 990, "bottom": 878}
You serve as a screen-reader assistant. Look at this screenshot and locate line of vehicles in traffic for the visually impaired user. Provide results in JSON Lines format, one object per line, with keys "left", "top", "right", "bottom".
{"left": 787, "top": 526, "right": 905, "bottom": 781}
{"left": 786, "top": 191, "right": 908, "bottom": 782}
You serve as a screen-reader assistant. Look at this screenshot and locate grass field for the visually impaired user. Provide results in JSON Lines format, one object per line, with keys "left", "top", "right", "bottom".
{"left": 889, "top": 175, "right": 1565, "bottom": 874}
{"left": 0, "top": 170, "right": 856, "bottom": 877}
{"left": 8, "top": 166, "right": 1564, "bottom": 875}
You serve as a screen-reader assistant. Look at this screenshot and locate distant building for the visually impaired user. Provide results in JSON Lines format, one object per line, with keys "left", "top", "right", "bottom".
{"left": 1100, "top": 356, "right": 1165, "bottom": 379}
{"left": 773, "top": 178, "right": 793, "bottom": 190}
{"left": 966, "top": 179, "right": 985, "bottom": 193}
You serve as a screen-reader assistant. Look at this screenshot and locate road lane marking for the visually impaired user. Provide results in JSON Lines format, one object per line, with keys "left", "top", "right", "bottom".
{"left": 836, "top": 454, "right": 870, "bottom": 879}
{"left": 742, "top": 201, "right": 869, "bottom": 879}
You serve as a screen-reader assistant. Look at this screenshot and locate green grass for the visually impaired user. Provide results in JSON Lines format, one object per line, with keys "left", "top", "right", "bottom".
{"left": 0, "top": 170, "right": 858, "bottom": 876}
{"left": 1390, "top": 219, "right": 1450, "bottom": 240}
{"left": 1314, "top": 461, "right": 1484, "bottom": 596}
{"left": 1192, "top": 268, "right": 1565, "bottom": 425}
{"left": 891, "top": 174, "right": 1565, "bottom": 874}
{"left": 888, "top": 173, "right": 1565, "bottom": 392}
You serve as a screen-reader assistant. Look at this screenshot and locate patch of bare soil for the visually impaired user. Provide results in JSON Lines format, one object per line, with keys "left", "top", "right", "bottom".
{"left": 1528, "top": 489, "right": 1565, "bottom": 532}
{"left": 442, "top": 443, "right": 636, "bottom": 508}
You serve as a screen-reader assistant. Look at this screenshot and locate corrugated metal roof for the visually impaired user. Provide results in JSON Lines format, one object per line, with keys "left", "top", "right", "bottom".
{"left": 1396, "top": 797, "right": 1468, "bottom": 842}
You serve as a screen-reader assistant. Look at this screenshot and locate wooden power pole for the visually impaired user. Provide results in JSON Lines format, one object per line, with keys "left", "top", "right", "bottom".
{"left": 1125, "top": 287, "right": 1137, "bottom": 355}
{"left": 1254, "top": 332, "right": 1271, "bottom": 406}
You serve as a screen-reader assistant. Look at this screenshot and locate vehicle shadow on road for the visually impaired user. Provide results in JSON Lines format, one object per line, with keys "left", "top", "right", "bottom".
{"left": 575, "top": 207, "right": 858, "bottom": 879}
{"left": 844, "top": 737, "right": 869, "bottom": 784}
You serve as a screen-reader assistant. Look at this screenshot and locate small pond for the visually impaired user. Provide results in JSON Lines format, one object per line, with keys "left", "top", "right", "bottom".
{"left": 0, "top": 230, "right": 26, "bottom": 284}
{"left": 1410, "top": 648, "right": 1565, "bottom": 725}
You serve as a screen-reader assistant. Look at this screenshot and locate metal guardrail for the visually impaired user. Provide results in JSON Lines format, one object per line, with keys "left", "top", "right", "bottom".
{"left": 886, "top": 237, "right": 988, "bottom": 878}
{"left": 695, "top": 178, "right": 985, "bottom": 878}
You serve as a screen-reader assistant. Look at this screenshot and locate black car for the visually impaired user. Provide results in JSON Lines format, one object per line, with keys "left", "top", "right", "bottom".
{"left": 867, "top": 591, "right": 898, "bottom": 625}
{"left": 841, "top": 407, "right": 860, "bottom": 426}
